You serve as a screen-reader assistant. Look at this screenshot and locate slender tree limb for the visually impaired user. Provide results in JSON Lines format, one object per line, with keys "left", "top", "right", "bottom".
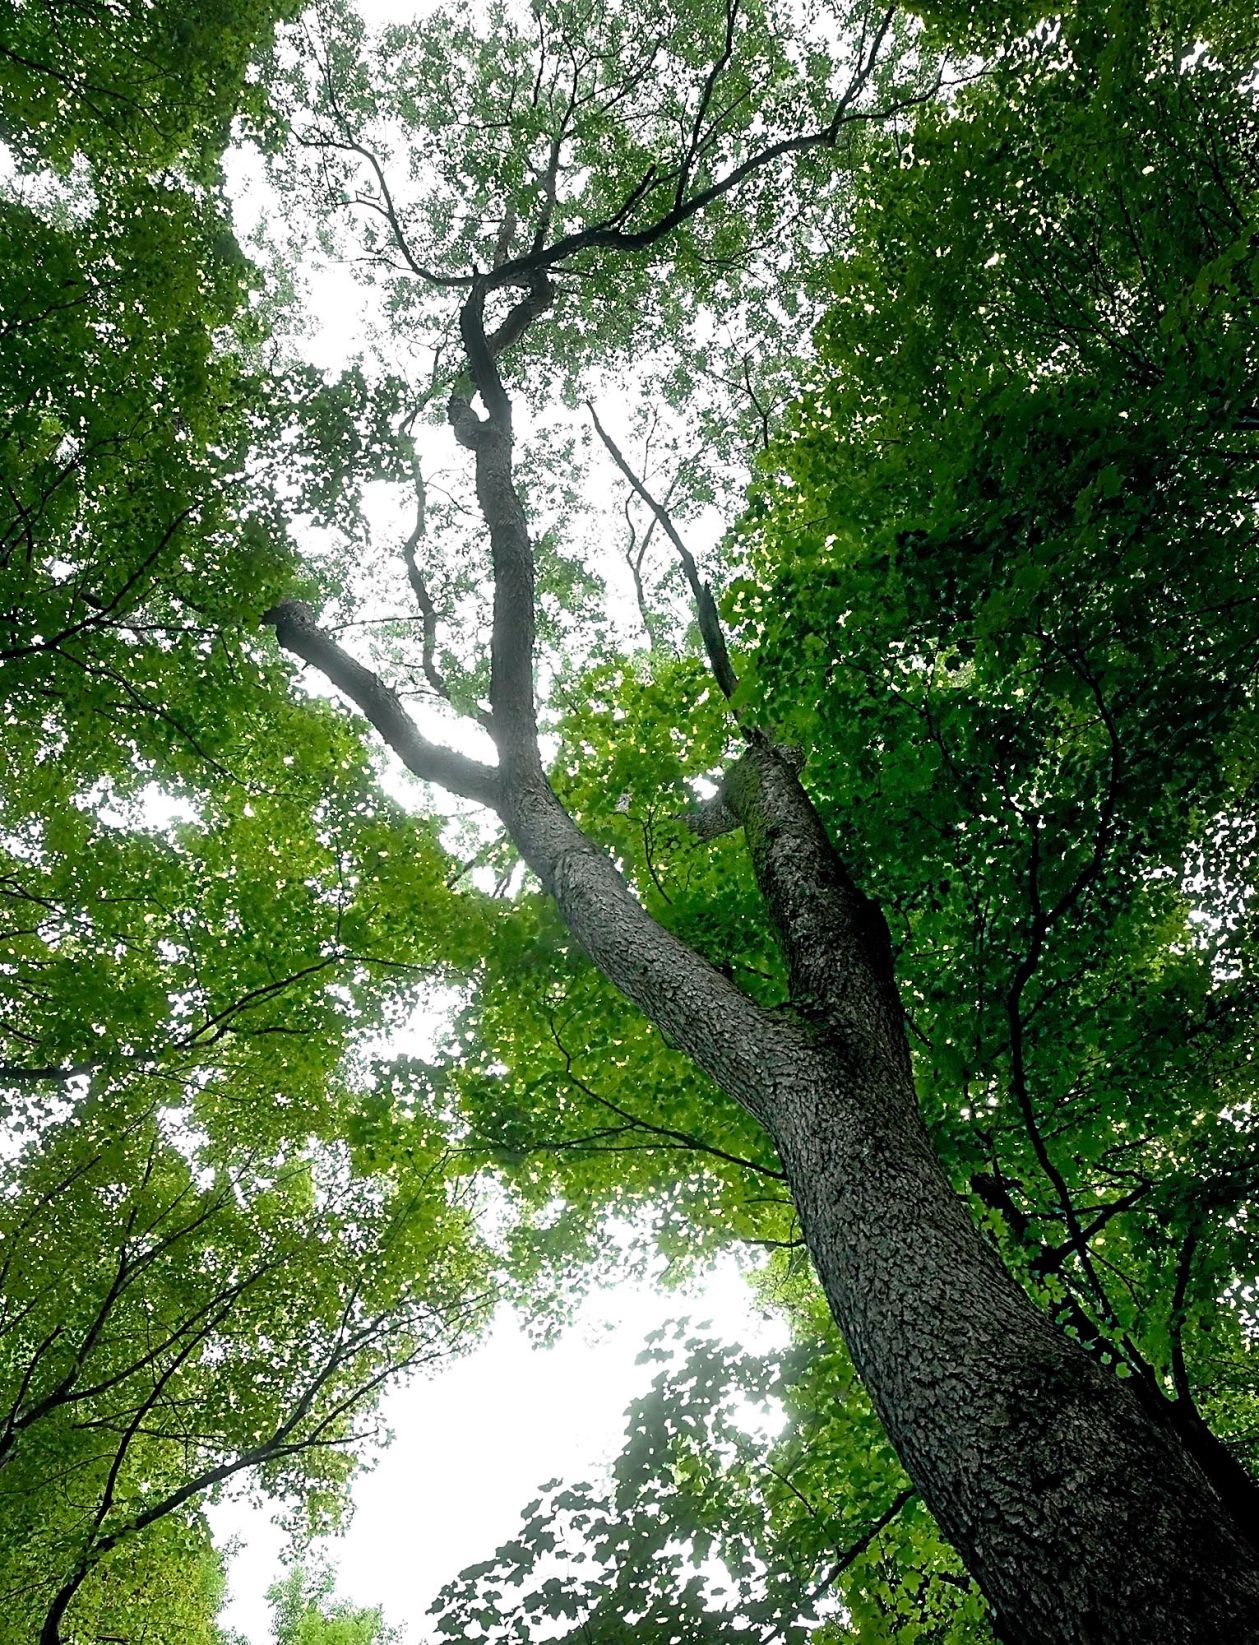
{"left": 587, "top": 401, "right": 739, "bottom": 699}
{"left": 676, "top": 0, "right": 741, "bottom": 211}
{"left": 1168, "top": 1215, "right": 1203, "bottom": 1407}
{"left": 0, "top": 505, "right": 196, "bottom": 664}
{"left": 0, "top": 1060, "right": 96, "bottom": 1083}
{"left": 398, "top": 448, "right": 451, "bottom": 703}
{"left": 548, "top": 1016, "right": 786, "bottom": 1181}
{"left": 809, "top": 1486, "right": 916, "bottom": 1601}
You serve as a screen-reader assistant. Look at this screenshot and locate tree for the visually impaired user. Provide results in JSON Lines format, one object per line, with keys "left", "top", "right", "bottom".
{"left": 0, "top": 1087, "right": 486, "bottom": 1644}
{"left": 5, "top": 0, "right": 1259, "bottom": 1639}
{"left": 238, "top": 0, "right": 1259, "bottom": 1638}
{"left": 265, "top": 1562, "right": 399, "bottom": 1645}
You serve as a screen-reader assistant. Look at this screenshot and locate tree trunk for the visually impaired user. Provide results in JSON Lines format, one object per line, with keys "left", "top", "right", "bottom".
{"left": 768, "top": 1059, "right": 1259, "bottom": 1644}
{"left": 491, "top": 729, "right": 1259, "bottom": 1642}
{"left": 727, "top": 739, "right": 1259, "bottom": 1645}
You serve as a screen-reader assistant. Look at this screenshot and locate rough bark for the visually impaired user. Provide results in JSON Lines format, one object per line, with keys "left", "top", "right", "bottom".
{"left": 769, "top": 1051, "right": 1259, "bottom": 1645}
{"left": 267, "top": 291, "right": 1259, "bottom": 1645}
{"left": 725, "top": 741, "right": 1259, "bottom": 1645}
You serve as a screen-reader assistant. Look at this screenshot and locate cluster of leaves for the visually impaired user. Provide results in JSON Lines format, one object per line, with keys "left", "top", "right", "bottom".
{"left": 0, "top": 1091, "right": 486, "bottom": 1642}
{"left": 227, "top": 1558, "right": 400, "bottom": 1645}
{"left": 431, "top": 1299, "right": 987, "bottom": 1645}
{"left": 270, "top": 0, "right": 920, "bottom": 376}
{"left": 0, "top": 3, "right": 510, "bottom": 1639}
{"left": 0, "top": 0, "right": 304, "bottom": 179}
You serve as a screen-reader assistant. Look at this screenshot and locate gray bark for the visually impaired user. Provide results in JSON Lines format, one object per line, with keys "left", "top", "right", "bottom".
{"left": 726, "top": 740, "right": 1259, "bottom": 1645}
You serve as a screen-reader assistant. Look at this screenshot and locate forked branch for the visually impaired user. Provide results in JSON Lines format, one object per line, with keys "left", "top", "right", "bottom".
{"left": 302, "top": 3, "right": 926, "bottom": 297}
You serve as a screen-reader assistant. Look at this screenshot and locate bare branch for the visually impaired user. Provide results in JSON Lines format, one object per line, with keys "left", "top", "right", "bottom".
{"left": 681, "top": 787, "right": 741, "bottom": 840}
{"left": 587, "top": 402, "right": 739, "bottom": 699}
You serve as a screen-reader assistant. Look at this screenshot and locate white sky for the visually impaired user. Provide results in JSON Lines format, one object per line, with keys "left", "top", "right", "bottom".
{"left": 212, "top": 1264, "right": 788, "bottom": 1640}
{"left": 214, "top": 3, "right": 784, "bottom": 1636}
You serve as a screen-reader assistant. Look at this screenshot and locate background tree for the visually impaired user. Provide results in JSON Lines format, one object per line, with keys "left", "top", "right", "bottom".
{"left": 0, "top": 6, "right": 497, "bottom": 1641}
{"left": 0, "top": 1081, "right": 486, "bottom": 1645}
{"left": 242, "top": 1559, "right": 399, "bottom": 1645}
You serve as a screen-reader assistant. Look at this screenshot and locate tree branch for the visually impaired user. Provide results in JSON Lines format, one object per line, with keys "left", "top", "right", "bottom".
{"left": 587, "top": 401, "right": 739, "bottom": 699}
{"left": 263, "top": 600, "right": 500, "bottom": 809}
{"left": 398, "top": 448, "right": 451, "bottom": 702}
{"left": 477, "top": 8, "right": 924, "bottom": 293}
{"left": 810, "top": 1485, "right": 915, "bottom": 1601}
{"left": 548, "top": 1016, "right": 785, "bottom": 1180}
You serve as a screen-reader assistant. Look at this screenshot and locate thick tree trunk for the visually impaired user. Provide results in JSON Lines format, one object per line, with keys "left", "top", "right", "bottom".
{"left": 491, "top": 732, "right": 1259, "bottom": 1642}
{"left": 768, "top": 1059, "right": 1259, "bottom": 1644}
{"left": 726, "top": 739, "right": 1259, "bottom": 1644}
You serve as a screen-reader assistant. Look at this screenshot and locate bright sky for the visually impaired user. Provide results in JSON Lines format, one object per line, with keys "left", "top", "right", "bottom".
{"left": 213, "top": 2, "right": 783, "bottom": 1636}
{"left": 212, "top": 1265, "right": 788, "bottom": 1640}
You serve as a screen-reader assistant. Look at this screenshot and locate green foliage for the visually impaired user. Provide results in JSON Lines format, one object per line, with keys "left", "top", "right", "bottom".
{"left": 265, "top": 1561, "right": 399, "bottom": 1645}
{"left": 270, "top": 0, "right": 917, "bottom": 380}
{"left": 5, "top": 0, "right": 1259, "bottom": 1635}
{"left": 0, "top": 4, "right": 497, "bottom": 1638}
{"left": 0, "top": 1507, "right": 231, "bottom": 1645}
{"left": 432, "top": 1304, "right": 988, "bottom": 1644}
{"left": 0, "top": 0, "right": 303, "bottom": 178}
{"left": 0, "top": 1074, "right": 489, "bottom": 1637}
{"left": 734, "top": 0, "right": 1259, "bottom": 1438}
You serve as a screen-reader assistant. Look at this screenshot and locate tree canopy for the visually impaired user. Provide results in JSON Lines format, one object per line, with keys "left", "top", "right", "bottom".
{"left": 2, "top": 0, "right": 1258, "bottom": 1639}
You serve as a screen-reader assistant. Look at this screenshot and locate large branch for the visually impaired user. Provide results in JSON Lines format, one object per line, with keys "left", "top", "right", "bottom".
{"left": 723, "top": 735, "right": 908, "bottom": 1064}
{"left": 429, "top": 287, "right": 792, "bottom": 1122}
{"left": 263, "top": 600, "right": 500, "bottom": 809}
{"left": 397, "top": 449, "right": 453, "bottom": 705}
{"left": 452, "top": 282, "right": 549, "bottom": 775}
{"left": 475, "top": 6, "right": 910, "bottom": 292}
{"left": 310, "top": 5, "right": 925, "bottom": 299}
